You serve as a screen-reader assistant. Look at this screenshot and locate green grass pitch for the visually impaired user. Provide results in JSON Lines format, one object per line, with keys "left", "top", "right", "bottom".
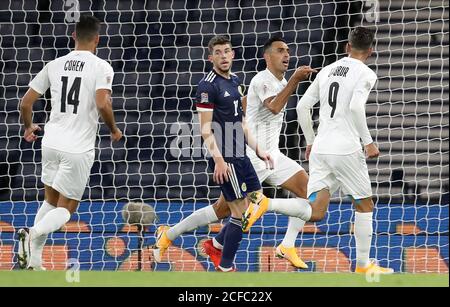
{"left": 0, "top": 271, "right": 448, "bottom": 287}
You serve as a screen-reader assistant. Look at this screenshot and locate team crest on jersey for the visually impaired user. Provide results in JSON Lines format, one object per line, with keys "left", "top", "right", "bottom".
{"left": 201, "top": 92, "right": 209, "bottom": 103}
{"left": 241, "top": 182, "right": 247, "bottom": 192}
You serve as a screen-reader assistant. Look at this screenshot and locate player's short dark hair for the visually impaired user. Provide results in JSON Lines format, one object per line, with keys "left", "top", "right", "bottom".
{"left": 75, "top": 15, "right": 101, "bottom": 42}
{"left": 349, "top": 27, "right": 375, "bottom": 51}
{"left": 263, "top": 37, "right": 287, "bottom": 53}
{"left": 208, "top": 35, "right": 232, "bottom": 54}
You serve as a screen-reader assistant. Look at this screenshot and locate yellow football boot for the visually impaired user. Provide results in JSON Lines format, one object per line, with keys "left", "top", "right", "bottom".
{"left": 152, "top": 225, "right": 172, "bottom": 262}
{"left": 242, "top": 191, "right": 270, "bottom": 232}
{"left": 276, "top": 244, "right": 309, "bottom": 269}
{"left": 355, "top": 259, "right": 394, "bottom": 274}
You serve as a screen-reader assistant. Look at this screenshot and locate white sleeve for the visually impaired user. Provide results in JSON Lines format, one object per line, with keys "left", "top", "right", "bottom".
{"left": 255, "top": 77, "right": 279, "bottom": 103}
{"left": 29, "top": 63, "right": 50, "bottom": 95}
{"left": 95, "top": 62, "right": 114, "bottom": 92}
{"left": 349, "top": 71, "right": 377, "bottom": 146}
{"left": 297, "top": 76, "right": 320, "bottom": 145}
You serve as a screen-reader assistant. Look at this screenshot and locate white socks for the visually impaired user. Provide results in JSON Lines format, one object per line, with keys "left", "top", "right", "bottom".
{"left": 267, "top": 198, "right": 311, "bottom": 248}
{"left": 212, "top": 237, "right": 223, "bottom": 249}
{"left": 268, "top": 198, "right": 312, "bottom": 221}
{"left": 29, "top": 201, "right": 56, "bottom": 267}
{"left": 30, "top": 207, "right": 71, "bottom": 238}
{"left": 166, "top": 205, "right": 218, "bottom": 241}
{"left": 281, "top": 217, "right": 306, "bottom": 248}
{"left": 354, "top": 211, "right": 373, "bottom": 268}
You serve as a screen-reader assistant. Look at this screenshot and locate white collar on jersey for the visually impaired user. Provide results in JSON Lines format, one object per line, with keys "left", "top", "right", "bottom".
{"left": 344, "top": 56, "right": 365, "bottom": 64}
{"left": 265, "top": 68, "right": 286, "bottom": 83}
{"left": 71, "top": 50, "right": 94, "bottom": 54}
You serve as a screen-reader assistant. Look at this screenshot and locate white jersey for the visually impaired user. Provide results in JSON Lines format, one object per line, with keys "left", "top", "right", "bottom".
{"left": 246, "top": 69, "right": 287, "bottom": 153}
{"left": 298, "top": 57, "right": 377, "bottom": 155}
{"left": 29, "top": 50, "right": 114, "bottom": 153}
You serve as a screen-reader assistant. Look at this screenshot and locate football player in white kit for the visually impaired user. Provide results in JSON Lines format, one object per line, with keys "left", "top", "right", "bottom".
{"left": 17, "top": 15, "right": 122, "bottom": 270}
{"left": 153, "top": 37, "right": 316, "bottom": 269}
{"left": 296, "top": 27, "right": 393, "bottom": 274}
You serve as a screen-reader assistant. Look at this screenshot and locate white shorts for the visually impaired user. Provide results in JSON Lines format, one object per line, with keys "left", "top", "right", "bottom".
{"left": 248, "top": 149, "right": 304, "bottom": 186}
{"left": 307, "top": 150, "right": 372, "bottom": 200}
{"left": 41, "top": 146, "right": 95, "bottom": 201}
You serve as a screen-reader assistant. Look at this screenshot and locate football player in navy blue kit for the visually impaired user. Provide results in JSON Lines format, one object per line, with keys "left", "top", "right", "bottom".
{"left": 196, "top": 36, "right": 273, "bottom": 271}
{"left": 153, "top": 36, "right": 273, "bottom": 272}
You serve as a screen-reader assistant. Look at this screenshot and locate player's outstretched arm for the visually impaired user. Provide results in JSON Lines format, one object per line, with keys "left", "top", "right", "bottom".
{"left": 20, "top": 88, "right": 42, "bottom": 143}
{"left": 95, "top": 89, "right": 122, "bottom": 142}
{"left": 198, "top": 111, "right": 229, "bottom": 184}
{"left": 264, "top": 66, "right": 317, "bottom": 115}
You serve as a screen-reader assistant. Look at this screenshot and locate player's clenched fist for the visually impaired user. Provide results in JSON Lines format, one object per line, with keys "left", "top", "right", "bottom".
{"left": 110, "top": 128, "right": 123, "bottom": 142}
{"left": 23, "top": 124, "right": 41, "bottom": 143}
{"left": 364, "top": 143, "right": 380, "bottom": 159}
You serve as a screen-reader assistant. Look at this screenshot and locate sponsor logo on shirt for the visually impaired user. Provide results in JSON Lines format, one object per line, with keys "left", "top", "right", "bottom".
{"left": 224, "top": 91, "right": 230, "bottom": 97}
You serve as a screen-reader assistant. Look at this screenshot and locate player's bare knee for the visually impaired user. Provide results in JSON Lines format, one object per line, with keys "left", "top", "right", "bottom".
{"left": 45, "top": 194, "right": 59, "bottom": 206}
{"left": 44, "top": 185, "right": 59, "bottom": 205}
{"left": 57, "top": 198, "right": 79, "bottom": 215}
{"left": 65, "top": 206, "right": 76, "bottom": 215}
{"left": 355, "top": 198, "right": 374, "bottom": 213}
{"left": 308, "top": 200, "right": 326, "bottom": 222}
{"left": 213, "top": 201, "right": 231, "bottom": 219}
{"left": 288, "top": 185, "right": 308, "bottom": 199}
{"left": 298, "top": 186, "right": 308, "bottom": 199}
{"left": 309, "top": 208, "right": 326, "bottom": 222}
{"left": 228, "top": 198, "right": 247, "bottom": 218}
{"left": 307, "top": 190, "right": 330, "bottom": 222}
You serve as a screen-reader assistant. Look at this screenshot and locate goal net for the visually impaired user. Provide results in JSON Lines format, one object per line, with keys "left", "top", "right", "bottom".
{"left": 0, "top": 0, "right": 448, "bottom": 273}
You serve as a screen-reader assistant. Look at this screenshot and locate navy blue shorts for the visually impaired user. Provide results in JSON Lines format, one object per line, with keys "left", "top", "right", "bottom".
{"left": 209, "top": 156, "right": 261, "bottom": 202}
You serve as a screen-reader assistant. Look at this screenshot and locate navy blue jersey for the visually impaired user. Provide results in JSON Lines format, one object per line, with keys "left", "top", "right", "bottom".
{"left": 196, "top": 70, "right": 246, "bottom": 161}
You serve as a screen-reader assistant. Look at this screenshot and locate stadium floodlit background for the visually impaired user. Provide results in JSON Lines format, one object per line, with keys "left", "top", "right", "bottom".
{"left": 0, "top": 0, "right": 448, "bottom": 283}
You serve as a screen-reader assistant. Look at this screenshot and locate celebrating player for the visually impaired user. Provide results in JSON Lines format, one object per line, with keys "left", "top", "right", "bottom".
{"left": 17, "top": 15, "right": 122, "bottom": 270}
{"left": 294, "top": 27, "right": 394, "bottom": 274}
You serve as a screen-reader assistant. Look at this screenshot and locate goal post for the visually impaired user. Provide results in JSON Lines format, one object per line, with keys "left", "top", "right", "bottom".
{"left": 0, "top": 0, "right": 448, "bottom": 273}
